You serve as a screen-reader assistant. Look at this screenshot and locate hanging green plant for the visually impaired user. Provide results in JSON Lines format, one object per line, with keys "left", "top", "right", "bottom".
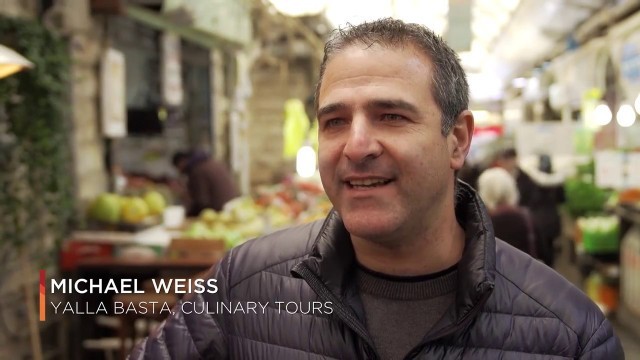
{"left": 0, "top": 16, "right": 74, "bottom": 254}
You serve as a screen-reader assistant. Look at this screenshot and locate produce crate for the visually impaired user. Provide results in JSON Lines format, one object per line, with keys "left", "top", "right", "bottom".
{"left": 577, "top": 216, "right": 620, "bottom": 254}
{"left": 582, "top": 230, "right": 619, "bottom": 254}
{"left": 85, "top": 216, "right": 161, "bottom": 233}
{"left": 59, "top": 240, "right": 114, "bottom": 272}
{"left": 166, "top": 238, "right": 226, "bottom": 261}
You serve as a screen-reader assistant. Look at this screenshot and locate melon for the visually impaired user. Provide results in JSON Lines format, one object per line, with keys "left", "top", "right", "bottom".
{"left": 89, "top": 193, "right": 121, "bottom": 224}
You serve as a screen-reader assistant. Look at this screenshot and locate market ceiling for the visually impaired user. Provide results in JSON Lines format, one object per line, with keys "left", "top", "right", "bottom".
{"left": 269, "top": 0, "right": 615, "bottom": 104}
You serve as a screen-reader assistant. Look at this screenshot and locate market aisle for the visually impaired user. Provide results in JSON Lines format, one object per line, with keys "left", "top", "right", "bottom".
{"left": 553, "top": 237, "right": 640, "bottom": 357}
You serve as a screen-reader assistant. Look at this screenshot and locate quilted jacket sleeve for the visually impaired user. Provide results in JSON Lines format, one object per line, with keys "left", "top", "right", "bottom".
{"left": 128, "top": 256, "right": 231, "bottom": 360}
{"left": 578, "top": 318, "right": 625, "bottom": 360}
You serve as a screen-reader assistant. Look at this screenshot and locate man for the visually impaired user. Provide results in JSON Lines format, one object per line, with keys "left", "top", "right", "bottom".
{"left": 495, "top": 148, "right": 566, "bottom": 266}
{"left": 132, "top": 19, "right": 623, "bottom": 359}
{"left": 172, "top": 150, "right": 240, "bottom": 216}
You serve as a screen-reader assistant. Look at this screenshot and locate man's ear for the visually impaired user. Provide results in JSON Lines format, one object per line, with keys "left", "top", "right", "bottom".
{"left": 448, "top": 110, "right": 474, "bottom": 170}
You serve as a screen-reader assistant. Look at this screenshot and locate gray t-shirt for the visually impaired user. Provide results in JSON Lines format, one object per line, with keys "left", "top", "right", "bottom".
{"left": 357, "top": 264, "right": 457, "bottom": 360}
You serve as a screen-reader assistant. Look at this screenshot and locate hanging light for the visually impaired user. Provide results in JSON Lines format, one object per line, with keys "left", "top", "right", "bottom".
{"left": 0, "top": 44, "right": 34, "bottom": 79}
{"left": 268, "top": 0, "right": 327, "bottom": 17}
{"left": 634, "top": 93, "right": 640, "bottom": 115}
{"left": 616, "top": 104, "right": 636, "bottom": 128}
{"left": 296, "top": 145, "right": 317, "bottom": 178}
{"left": 593, "top": 103, "right": 612, "bottom": 126}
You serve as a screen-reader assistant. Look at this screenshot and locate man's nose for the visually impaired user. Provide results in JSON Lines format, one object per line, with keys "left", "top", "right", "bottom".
{"left": 343, "top": 118, "right": 382, "bottom": 163}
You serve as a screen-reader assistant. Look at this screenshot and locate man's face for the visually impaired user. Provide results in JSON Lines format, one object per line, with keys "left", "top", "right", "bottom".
{"left": 317, "top": 43, "right": 463, "bottom": 245}
{"left": 176, "top": 159, "right": 188, "bottom": 174}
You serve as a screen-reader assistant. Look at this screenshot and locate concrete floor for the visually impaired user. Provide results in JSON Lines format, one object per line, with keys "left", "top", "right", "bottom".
{"left": 553, "top": 237, "right": 640, "bottom": 358}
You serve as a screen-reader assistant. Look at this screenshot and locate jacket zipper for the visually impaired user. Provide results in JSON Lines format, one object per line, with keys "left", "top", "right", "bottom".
{"left": 402, "top": 286, "right": 494, "bottom": 359}
{"left": 293, "top": 263, "right": 380, "bottom": 360}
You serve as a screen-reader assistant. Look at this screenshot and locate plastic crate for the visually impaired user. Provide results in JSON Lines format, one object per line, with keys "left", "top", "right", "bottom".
{"left": 582, "top": 230, "right": 619, "bottom": 254}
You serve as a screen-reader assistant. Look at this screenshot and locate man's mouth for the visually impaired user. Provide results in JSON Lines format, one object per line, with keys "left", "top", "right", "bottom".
{"left": 346, "top": 178, "right": 393, "bottom": 189}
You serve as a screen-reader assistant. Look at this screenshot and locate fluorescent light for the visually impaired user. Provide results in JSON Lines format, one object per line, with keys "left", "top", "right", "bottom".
{"left": 321, "top": 0, "right": 449, "bottom": 34}
{"left": 512, "top": 77, "right": 527, "bottom": 88}
{"left": 268, "top": 0, "right": 327, "bottom": 17}
{"left": 499, "top": 0, "right": 521, "bottom": 12}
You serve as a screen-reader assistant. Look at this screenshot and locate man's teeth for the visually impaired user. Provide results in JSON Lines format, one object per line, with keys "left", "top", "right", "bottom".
{"left": 349, "top": 179, "right": 388, "bottom": 186}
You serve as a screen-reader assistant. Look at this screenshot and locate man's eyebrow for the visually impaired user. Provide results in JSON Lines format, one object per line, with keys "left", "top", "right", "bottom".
{"left": 366, "top": 99, "right": 419, "bottom": 114}
{"left": 317, "top": 99, "right": 419, "bottom": 118}
{"left": 317, "top": 103, "right": 347, "bottom": 119}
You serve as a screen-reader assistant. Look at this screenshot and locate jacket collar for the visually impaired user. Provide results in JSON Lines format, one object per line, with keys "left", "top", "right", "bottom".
{"left": 297, "top": 180, "right": 496, "bottom": 328}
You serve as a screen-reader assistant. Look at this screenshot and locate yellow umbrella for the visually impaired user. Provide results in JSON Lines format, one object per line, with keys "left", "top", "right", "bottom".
{"left": 0, "top": 43, "right": 34, "bottom": 79}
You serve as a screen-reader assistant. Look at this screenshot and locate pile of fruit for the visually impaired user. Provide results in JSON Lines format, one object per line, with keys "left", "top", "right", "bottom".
{"left": 564, "top": 178, "right": 610, "bottom": 218}
{"left": 179, "top": 178, "right": 332, "bottom": 249}
{"left": 181, "top": 197, "right": 264, "bottom": 249}
{"left": 88, "top": 190, "right": 167, "bottom": 226}
{"left": 618, "top": 188, "right": 640, "bottom": 206}
{"left": 255, "top": 178, "right": 332, "bottom": 227}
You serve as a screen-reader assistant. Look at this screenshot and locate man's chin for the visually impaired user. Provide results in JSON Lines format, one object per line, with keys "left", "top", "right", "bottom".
{"left": 342, "top": 216, "right": 399, "bottom": 243}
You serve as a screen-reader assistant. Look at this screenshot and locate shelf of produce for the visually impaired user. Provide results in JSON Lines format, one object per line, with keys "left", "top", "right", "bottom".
{"left": 614, "top": 204, "right": 640, "bottom": 224}
{"left": 70, "top": 225, "right": 172, "bottom": 247}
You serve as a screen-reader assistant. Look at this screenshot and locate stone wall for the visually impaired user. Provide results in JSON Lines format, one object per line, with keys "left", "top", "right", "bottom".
{"left": 248, "top": 61, "right": 315, "bottom": 187}
{"left": 0, "top": 0, "right": 38, "bottom": 19}
{"left": 68, "top": 19, "right": 110, "bottom": 207}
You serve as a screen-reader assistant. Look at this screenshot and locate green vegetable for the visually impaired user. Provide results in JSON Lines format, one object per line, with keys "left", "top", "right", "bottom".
{"left": 564, "top": 178, "right": 609, "bottom": 218}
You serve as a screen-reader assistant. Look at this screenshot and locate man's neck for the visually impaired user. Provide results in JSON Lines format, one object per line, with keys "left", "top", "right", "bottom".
{"left": 351, "top": 216, "right": 465, "bottom": 277}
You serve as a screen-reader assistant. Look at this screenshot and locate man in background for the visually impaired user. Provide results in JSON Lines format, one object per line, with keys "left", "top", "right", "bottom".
{"left": 496, "top": 148, "right": 565, "bottom": 266}
{"left": 172, "top": 150, "right": 239, "bottom": 216}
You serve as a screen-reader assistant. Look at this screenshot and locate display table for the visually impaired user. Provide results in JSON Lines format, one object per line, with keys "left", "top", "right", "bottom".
{"left": 61, "top": 223, "right": 229, "bottom": 359}
{"left": 70, "top": 225, "right": 172, "bottom": 246}
{"left": 76, "top": 256, "right": 215, "bottom": 272}
{"left": 67, "top": 254, "right": 218, "bottom": 360}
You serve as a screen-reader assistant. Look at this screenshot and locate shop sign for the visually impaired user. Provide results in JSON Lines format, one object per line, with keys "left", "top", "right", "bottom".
{"left": 620, "top": 31, "right": 640, "bottom": 93}
{"left": 595, "top": 150, "right": 625, "bottom": 189}
{"left": 161, "top": 32, "right": 183, "bottom": 107}
{"left": 595, "top": 150, "right": 640, "bottom": 189}
{"left": 628, "top": 152, "right": 640, "bottom": 188}
{"left": 514, "top": 123, "right": 579, "bottom": 158}
{"left": 163, "top": 0, "right": 252, "bottom": 46}
{"left": 100, "top": 48, "right": 126, "bottom": 138}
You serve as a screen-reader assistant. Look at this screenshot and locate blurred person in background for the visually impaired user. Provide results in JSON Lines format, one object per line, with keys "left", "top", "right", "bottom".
{"left": 172, "top": 150, "right": 239, "bottom": 216}
{"left": 457, "top": 161, "right": 482, "bottom": 189}
{"left": 478, "top": 167, "right": 537, "bottom": 257}
{"left": 496, "top": 148, "right": 565, "bottom": 266}
{"left": 132, "top": 19, "right": 622, "bottom": 359}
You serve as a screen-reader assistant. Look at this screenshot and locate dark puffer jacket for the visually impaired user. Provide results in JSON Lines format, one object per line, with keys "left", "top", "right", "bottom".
{"left": 130, "top": 183, "right": 624, "bottom": 359}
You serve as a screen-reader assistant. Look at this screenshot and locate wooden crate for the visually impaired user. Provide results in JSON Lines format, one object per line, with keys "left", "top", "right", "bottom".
{"left": 165, "top": 238, "right": 226, "bottom": 261}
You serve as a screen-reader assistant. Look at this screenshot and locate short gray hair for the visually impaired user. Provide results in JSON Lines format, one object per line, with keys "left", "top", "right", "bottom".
{"left": 314, "top": 18, "right": 469, "bottom": 135}
{"left": 477, "top": 167, "right": 520, "bottom": 210}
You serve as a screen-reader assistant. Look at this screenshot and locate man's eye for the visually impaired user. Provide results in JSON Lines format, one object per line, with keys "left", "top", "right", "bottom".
{"left": 325, "top": 118, "right": 345, "bottom": 128}
{"left": 381, "top": 114, "right": 405, "bottom": 121}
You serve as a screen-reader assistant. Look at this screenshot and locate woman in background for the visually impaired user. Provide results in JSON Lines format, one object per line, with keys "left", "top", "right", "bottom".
{"left": 478, "top": 167, "right": 538, "bottom": 258}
